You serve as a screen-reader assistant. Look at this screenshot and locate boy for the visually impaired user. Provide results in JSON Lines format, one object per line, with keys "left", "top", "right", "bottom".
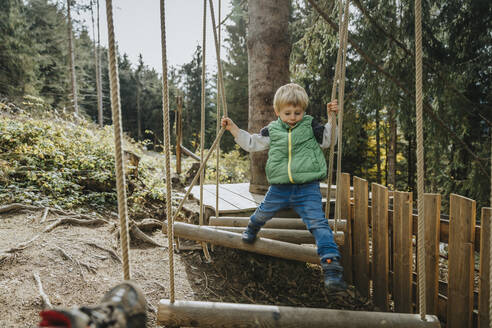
{"left": 221, "top": 83, "right": 347, "bottom": 292}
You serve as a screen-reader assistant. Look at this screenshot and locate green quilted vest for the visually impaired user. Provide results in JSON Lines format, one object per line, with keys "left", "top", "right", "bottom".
{"left": 265, "top": 115, "right": 327, "bottom": 184}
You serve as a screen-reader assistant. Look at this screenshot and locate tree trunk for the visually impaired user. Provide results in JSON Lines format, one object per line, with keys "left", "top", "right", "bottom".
{"left": 247, "top": 0, "right": 291, "bottom": 194}
{"left": 67, "top": 0, "right": 78, "bottom": 114}
{"left": 387, "top": 106, "right": 397, "bottom": 190}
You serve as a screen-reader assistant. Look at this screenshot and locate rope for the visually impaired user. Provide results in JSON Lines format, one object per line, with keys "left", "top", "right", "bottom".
{"left": 159, "top": 0, "right": 176, "bottom": 303}
{"left": 170, "top": 0, "right": 230, "bottom": 236}
{"left": 199, "top": 0, "right": 212, "bottom": 261}
{"left": 104, "top": 0, "right": 131, "bottom": 281}
{"left": 415, "top": 0, "right": 427, "bottom": 319}
{"left": 215, "top": 0, "right": 222, "bottom": 220}
{"left": 208, "top": 0, "right": 228, "bottom": 117}
{"left": 325, "top": 0, "right": 344, "bottom": 224}
{"left": 334, "top": 0, "right": 350, "bottom": 227}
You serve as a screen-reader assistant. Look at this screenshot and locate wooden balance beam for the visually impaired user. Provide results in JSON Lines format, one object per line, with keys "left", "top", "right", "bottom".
{"left": 209, "top": 226, "right": 345, "bottom": 245}
{"left": 170, "top": 222, "right": 322, "bottom": 263}
{"left": 157, "top": 300, "right": 441, "bottom": 327}
{"left": 209, "top": 216, "right": 347, "bottom": 231}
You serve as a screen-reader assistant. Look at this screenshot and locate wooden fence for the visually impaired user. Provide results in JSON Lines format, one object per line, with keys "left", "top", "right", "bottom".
{"left": 341, "top": 174, "right": 491, "bottom": 328}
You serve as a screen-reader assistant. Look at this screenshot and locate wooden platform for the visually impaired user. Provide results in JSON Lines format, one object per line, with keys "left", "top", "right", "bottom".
{"left": 189, "top": 183, "right": 338, "bottom": 214}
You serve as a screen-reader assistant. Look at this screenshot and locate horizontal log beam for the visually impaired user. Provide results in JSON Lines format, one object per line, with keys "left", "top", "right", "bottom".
{"left": 170, "top": 222, "right": 320, "bottom": 264}
{"left": 180, "top": 144, "right": 200, "bottom": 161}
{"left": 209, "top": 216, "right": 347, "bottom": 231}
{"left": 210, "top": 226, "right": 344, "bottom": 245}
{"left": 157, "top": 299, "right": 441, "bottom": 327}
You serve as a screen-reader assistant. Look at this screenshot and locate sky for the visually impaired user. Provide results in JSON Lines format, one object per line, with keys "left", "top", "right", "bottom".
{"left": 74, "top": 1, "right": 232, "bottom": 72}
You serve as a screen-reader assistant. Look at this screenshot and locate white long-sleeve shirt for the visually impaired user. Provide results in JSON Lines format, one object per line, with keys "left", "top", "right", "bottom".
{"left": 234, "top": 120, "right": 337, "bottom": 152}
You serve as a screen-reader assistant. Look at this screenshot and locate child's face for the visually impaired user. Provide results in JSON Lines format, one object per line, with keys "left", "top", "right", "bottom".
{"left": 275, "top": 104, "right": 305, "bottom": 127}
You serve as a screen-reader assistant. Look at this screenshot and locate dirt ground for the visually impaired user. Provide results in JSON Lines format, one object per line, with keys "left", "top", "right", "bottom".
{"left": 0, "top": 204, "right": 374, "bottom": 327}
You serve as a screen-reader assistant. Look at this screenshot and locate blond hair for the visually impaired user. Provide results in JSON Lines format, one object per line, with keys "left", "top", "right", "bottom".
{"left": 273, "top": 83, "right": 309, "bottom": 112}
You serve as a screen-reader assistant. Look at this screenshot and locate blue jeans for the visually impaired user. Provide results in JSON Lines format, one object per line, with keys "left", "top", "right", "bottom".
{"left": 249, "top": 181, "right": 340, "bottom": 262}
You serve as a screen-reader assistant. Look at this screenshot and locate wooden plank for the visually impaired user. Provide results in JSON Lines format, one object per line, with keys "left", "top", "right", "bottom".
{"left": 217, "top": 183, "right": 263, "bottom": 205}
{"left": 424, "top": 193, "right": 441, "bottom": 315}
{"left": 340, "top": 173, "right": 353, "bottom": 283}
{"left": 157, "top": 299, "right": 441, "bottom": 327}
{"left": 392, "top": 191, "right": 413, "bottom": 313}
{"left": 210, "top": 226, "right": 345, "bottom": 245}
{"left": 447, "top": 194, "right": 476, "bottom": 328}
{"left": 203, "top": 184, "right": 258, "bottom": 210}
{"left": 208, "top": 216, "right": 347, "bottom": 231}
{"left": 353, "top": 176, "right": 370, "bottom": 298}
{"left": 171, "top": 222, "right": 320, "bottom": 264}
{"left": 189, "top": 186, "right": 239, "bottom": 212}
{"left": 371, "top": 183, "right": 389, "bottom": 311}
{"left": 479, "top": 207, "right": 492, "bottom": 328}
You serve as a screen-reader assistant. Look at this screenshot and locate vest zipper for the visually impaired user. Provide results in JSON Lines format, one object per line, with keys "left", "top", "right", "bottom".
{"left": 287, "top": 127, "right": 294, "bottom": 183}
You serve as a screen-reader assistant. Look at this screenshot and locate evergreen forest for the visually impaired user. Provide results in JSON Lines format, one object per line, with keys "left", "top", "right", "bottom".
{"left": 1, "top": 0, "right": 491, "bottom": 211}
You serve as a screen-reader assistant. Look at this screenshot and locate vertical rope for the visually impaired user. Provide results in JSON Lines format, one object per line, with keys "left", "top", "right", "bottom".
{"left": 90, "top": 0, "right": 103, "bottom": 128}
{"left": 159, "top": 0, "right": 175, "bottom": 303}
{"left": 334, "top": 0, "right": 350, "bottom": 227}
{"left": 325, "top": 0, "right": 344, "bottom": 224}
{"left": 215, "top": 0, "right": 222, "bottom": 221}
{"left": 415, "top": 0, "right": 427, "bottom": 319}
{"left": 171, "top": 0, "right": 230, "bottom": 225}
{"left": 104, "top": 0, "right": 131, "bottom": 281}
{"left": 200, "top": 0, "right": 212, "bottom": 261}
{"left": 208, "top": 0, "right": 228, "bottom": 117}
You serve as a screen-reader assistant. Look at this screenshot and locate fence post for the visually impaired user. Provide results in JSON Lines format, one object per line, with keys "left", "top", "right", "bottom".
{"left": 479, "top": 207, "right": 492, "bottom": 328}
{"left": 340, "top": 173, "right": 352, "bottom": 283}
{"left": 423, "top": 193, "right": 440, "bottom": 315}
{"left": 447, "top": 194, "right": 476, "bottom": 328}
{"left": 393, "top": 191, "right": 413, "bottom": 313}
{"left": 371, "top": 183, "right": 389, "bottom": 311}
{"left": 353, "top": 176, "right": 369, "bottom": 298}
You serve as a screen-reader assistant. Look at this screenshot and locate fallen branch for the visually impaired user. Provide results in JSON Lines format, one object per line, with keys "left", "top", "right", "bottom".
{"left": 40, "top": 208, "right": 49, "bottom": 223}
{"left": 0, "top": 234, "right": 41, "bottom": 261}
{"left": 44, "top": 216, "right": 108, "bottom": 233}
{"left": 135, "top": 218, "right": 163, "bottom": 232}
{"left": 85, "top": 242, "right": 122, "bottom": 264}
{"left": 54, "top": 245, "right": 97, "bottom": 275}
{"left": 129, "top": 223, "right": 165, "bottom": 248}
{"left": 0, "top": 203, "right": 39, "bottom": 214}
{"left": 33, "top": 272, "right": 52, "bottom": 308}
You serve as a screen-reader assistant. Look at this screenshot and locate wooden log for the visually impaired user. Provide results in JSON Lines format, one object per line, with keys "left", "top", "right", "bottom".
{"left": 479, "top": 207, "right": 491, "bottom": 328}
{"left": 180, "top": 144, "right": 200, "bottom": 161}
{"left": 424, "top": 193, "right": 441, "bottom": 315}
{"left": 157, "top": 299, "right": 441, "bottom": 327}
{"left": 171, "top": 222, "right": 320, "bottom": 264}
{"left": 371, "top": 183, "right": 389, "bottom": 311}
{"left": 392, "top": 191, "right": 413, "bottom": 313}
{"left": 210, "top": 226, "right": 345, "bottom": 245}
{"left": 447, "top": 194, "right": 476, "bottom": 328}
{"left": 340, "top": 173, "right": 353, "bottom": 283}
{"left": 208, "top": 216, "right": 347, "bottom": 231}
{"left": 353, "top": 176, "right": 370, "bottom": 299}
